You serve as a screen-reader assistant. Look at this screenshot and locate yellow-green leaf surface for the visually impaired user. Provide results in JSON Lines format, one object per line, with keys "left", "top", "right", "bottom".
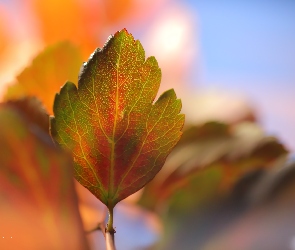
{"left": 51, "top": 29, "right": 184, "bottom": 209}
{"left": 4, "top": 41, "right": 82, "bottom": 114}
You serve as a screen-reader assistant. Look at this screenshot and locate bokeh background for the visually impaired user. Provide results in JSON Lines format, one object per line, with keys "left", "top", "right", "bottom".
{"left": 1, "top": 0, "right": 294, "bottom": 152}
{"left": 0, "top": 1, "right": 294, "bottom": 249}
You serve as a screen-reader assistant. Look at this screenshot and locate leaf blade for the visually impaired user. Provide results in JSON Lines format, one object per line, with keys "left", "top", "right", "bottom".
{"left": 51, "top": 29, "right": 184, "bottom": 208}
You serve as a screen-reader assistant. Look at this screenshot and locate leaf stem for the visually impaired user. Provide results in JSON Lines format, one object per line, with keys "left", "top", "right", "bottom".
{"left": 106, "top": 206, "right": 116, "bottom": 250}
{"left": 106, "top": 206, "right": 115, "bottom": 232}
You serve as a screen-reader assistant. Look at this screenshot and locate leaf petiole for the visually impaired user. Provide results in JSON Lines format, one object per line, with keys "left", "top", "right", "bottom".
{"left": 106, "top": 206, "right": 115, "bottom": 234}
{"left": 106, "top": 206, "right": 116, "bottom": 250}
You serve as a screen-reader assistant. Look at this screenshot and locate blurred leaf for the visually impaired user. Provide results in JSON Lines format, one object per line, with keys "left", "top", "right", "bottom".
{"left": 165, "top": 136, "right": 287, "bottom": 212}
{"left": 51, "top": 29, "right": 184, "bottom": 210}
{"left": 154, "top": 161, "right": 295, "bottom": 250}
{"left": 103, "top": 0, "right": 133, "bottom": 24}
{"left": 0, "top": 105, "right": 88, "bottom": 249}
{"left": 140, "top": 121, "right": 288, "bottom": 211}
{"left": 29, "top": 0, "right": 143, "bottom": 57}
{"left": 142, "top": 121, "right": 288, "bottom": 250}
{"left": 30, "top": 0, "right": 101, "bottom": 57}
{"left": 201, "top": 162, "right": 295, "bottom": 250}
{"left": 0, "top": 10, "right": 8, "bottom": 54}
{"left": 5, "top": 97, "right": 49, "bottom": 133}
{"left": 4, "top": 41, "right": 82, "bottom": 114}
{"left": 153, "top": 169, "right": 264, "bottom": 250}
{"left": 28, "top": 0, "right": 174, "bottom": 60}
{"left": 180, "top": 121, "right": 230, "bottom": 144}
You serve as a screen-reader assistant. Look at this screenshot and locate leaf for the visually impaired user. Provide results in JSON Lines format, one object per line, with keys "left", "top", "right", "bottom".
{"left": 0, "top": 105, "right": 88, "bottom": 249}
{"left": 50, "top": 29, "right": 184, "bottom": 210}
{"left": 200, "top": 162, "right": 295, "bottom": 250}
{"left": 139, "top": 122, "right": 288, "bottom": 211}
{"left": 155, "top": 162, "right": 294, "bottom": 250}
{"left": 141, "top": 122, "right": 289, "bottom": 249}
{"left": 5, "top": 97, "right": 49, "bottom": 133}
{"left": 4, "top": 41, "right": 82, "bottom": 114}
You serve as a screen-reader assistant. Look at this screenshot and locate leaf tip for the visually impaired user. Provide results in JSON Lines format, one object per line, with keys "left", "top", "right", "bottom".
{"left": 62, "top": 81, "right": 77, "bottom": 92}
{"left": 157, "top": 88, "right": 177, "bottom": 102}
{"left": 53, "top": 81, "right": 76, "bottom": 114}
{"left": 114, "top": 28, "right": 137, "bottom": 44}
{"left": 114, "top": 28, "right": 130, "bottom": 37}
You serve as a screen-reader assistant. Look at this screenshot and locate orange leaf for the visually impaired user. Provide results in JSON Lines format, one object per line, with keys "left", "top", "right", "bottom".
{"left": 4, "top": 42, "right": 82, "bottom": 114}
{"left": 0, "top": 103, "right": 88, "bottom": 249}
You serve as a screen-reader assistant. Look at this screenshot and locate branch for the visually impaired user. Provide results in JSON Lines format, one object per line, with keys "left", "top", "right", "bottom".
{"left": 86, "top": 207, "right": 108, "bottom": 237}
{"left": 86, "top": 222, "right": 106, "bottom": 238}
{"left": 85, "top": 206, "right": 116, "bottom": 249}
{"left": 106, "top": 231, "right": 116, "bottom": 250}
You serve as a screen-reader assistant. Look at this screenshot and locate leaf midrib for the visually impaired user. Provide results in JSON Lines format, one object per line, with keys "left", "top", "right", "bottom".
{"left": 109, "top": 39, "right": 123, "bottom": 201}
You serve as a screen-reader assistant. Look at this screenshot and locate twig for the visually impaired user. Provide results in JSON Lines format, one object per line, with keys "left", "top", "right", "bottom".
{"left": 106, "top": 231, "right": 116, "bottom": 250}
{"left": 86, "top": 222, "right": 106, "bottom": 238}
{"left": 85, "top": 206, "right": 116, "bottom": 249}
{"left": 105, "top": 206, "right": 116, "bottom": 250}
{"left": 85, "top": 206, "right": 109, "bottom": 238}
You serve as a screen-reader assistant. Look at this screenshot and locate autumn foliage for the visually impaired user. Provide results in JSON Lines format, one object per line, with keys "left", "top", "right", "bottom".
{"left": 0, "top": 3, "right": 294, "bottom": 249}
{"left": 51, "top": 30, "right": 184, "bottom": 213}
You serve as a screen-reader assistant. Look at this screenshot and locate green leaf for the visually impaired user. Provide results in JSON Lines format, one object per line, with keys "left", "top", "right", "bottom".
{"left": 0, "top": 105, "right": 88, "bottom": 250}
{"left": 50, "top": 29, "right": 184, "bottom": 210}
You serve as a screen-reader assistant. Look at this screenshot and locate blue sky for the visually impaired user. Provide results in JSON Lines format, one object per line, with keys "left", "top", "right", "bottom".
{"left": 184, "top": 0, "right": 295, "bottom": 84}
{"left": 183, "top": 0, "right": 295, "bottom": 151}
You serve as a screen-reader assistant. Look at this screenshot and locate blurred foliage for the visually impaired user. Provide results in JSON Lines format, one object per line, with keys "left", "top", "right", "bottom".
{"left": 29, "top": 0, "right": 142, "bottom": 57}
{"left": 4, "top": 42, "right": 82, "bottom": 114}
{"left": 0, "top": 0, "right": 166, "bottom": 63}
{"left": 154, "top": 160, "right": 295, "bottom": 250}
{"left": 139, "top": 122, "right": 288, "bottom": 212}
{"left": 1, "top": 1, "right": 294, "bottom": 248}
{"left": 5, "top": 97, "right": 49, "bottom": 133}
{"left": 0, "top": 11, "right": 7, "bottom": 55}
{"left": 1, "top": 41, "right": 293, "bottom": 249}
{"left": 0, "top": 99, "right": 88, "bottom": 249}
{"left": 201, "top": 161, "right": 295, "bottom": 250}
{"left": 139, "top": 121, "right": 291, "bottom": 250}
